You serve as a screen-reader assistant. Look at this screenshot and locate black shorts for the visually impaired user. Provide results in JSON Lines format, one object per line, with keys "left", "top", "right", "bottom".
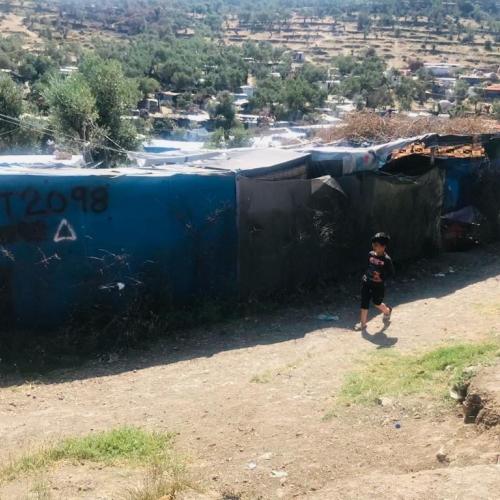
{"left": 361, "top": 280, "right": 385, "bottom": 309}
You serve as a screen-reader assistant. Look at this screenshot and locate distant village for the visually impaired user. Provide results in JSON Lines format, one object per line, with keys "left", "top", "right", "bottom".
{"left": 133, "top": 54, "right": 500, "bottom": 154}
{"left": 2, "top": 48, "right": 500, "bottom": 156}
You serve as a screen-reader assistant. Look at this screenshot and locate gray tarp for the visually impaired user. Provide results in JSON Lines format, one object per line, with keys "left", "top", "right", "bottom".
{"left": 336, "top": 168, "right": 444, "bottom": 265}
{"left": 238, "top": 175, "right": 346, "bottom": 297}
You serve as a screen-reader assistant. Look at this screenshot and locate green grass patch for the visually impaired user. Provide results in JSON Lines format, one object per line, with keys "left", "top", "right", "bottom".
{"left": 1, "top": 426, "right": 175, "bottom": 482}
{"left": 338, "top": 341, "right": 500, "bottom": 406}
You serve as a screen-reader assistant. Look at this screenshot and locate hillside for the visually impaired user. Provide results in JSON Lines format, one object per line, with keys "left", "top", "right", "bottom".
{"left": 0, "top": 1, "right": 499, "bottom": 72}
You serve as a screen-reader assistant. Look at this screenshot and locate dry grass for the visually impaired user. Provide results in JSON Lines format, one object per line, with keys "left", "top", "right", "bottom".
{"left": 123, "top": 458, "right": 195, "bottom": 500}
{"left": 318, "top": 112, "right": 500, "bottom": 144}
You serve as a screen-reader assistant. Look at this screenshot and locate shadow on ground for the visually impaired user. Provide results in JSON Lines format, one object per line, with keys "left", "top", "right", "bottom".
{"left": 1, "top": 243, "right": 499, "bottom": 387}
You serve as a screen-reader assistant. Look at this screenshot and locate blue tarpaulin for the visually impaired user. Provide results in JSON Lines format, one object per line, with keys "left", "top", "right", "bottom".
{"left": 0, "top": 166, "right": 237, "bottom": 330}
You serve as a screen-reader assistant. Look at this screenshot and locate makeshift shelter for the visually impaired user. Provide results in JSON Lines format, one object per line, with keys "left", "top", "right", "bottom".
{"left": 0, "top": 163, "right": 237, "bottom": 330}
{"left": 0, "top": 133, "right": 499, "bottom": 334}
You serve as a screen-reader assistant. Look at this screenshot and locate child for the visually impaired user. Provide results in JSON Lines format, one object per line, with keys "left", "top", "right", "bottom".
{"left": 355, "top": 232, "right": 395, "bottom": 331}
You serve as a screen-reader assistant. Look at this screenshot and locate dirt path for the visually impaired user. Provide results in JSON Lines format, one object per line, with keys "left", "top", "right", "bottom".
{"left": 1, "top": 245, "right": 499, "bottom": 499}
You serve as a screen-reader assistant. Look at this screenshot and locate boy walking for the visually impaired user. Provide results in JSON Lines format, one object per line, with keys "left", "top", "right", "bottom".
{"left": 355, "top": 232, "right": 395, "bottom": 331}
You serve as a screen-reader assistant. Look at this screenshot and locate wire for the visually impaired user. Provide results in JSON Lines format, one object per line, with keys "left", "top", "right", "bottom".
{"left": 0, "top": 112, "right": 130, "bottom": 155}
{"left": 0, "top": 112, "right": 126, "bottom": 154}
{"left": 0, "top": 127, "right": 19, "bottom": 138}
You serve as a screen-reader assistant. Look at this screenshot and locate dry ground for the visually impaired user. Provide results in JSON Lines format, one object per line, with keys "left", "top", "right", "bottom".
{"left": 0, "top": 13, "right": 40, "bottom": 48}
{"left": 0, "top": 244, "right": 499, "bottom": 499}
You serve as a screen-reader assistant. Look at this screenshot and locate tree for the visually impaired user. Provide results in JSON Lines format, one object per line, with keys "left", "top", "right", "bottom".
{"left": 455, "top": 79, "right": 469, "bottom": 102}
{"left": 207, "top": 124, "right": 253, "bottom": 149}
{"left": 45, "top": 56, "right": 141, "bottom": 163}
{"left": 0, "top": 74, "right": 42, "bottom": 152}
{"left": 335, "top": 55, "right": 357, "bottom": 76}
{"left": 44, "top": 74, "right": 97, "bottom": 144}
{"left": 229, "top": 125, "right": 253, "bottom": 148}
{"left": 209, "top": 91, "right": 236, "bottom": 133}
{"left": 338, "top": 50, "right": 393, "bottom": 109}
{"left": 0, "top": 74, "right": 24, "bottom": 149}
{"left": 80, "top": 56, "right": 141, "bottom": 158}
{"left": 484, "top": 39, "right": 493, "bottom": 51}
{"left": 395, "top": 77, "right": 417, "bottom": 110}
{"left": 357, "top": 12, "right": 371, "bottom": 32}
{"left": 138, "top": 77, "right": 161, "bottom": 98}
{"left": 0, "top": 52, "right": 13, "bottom": 70}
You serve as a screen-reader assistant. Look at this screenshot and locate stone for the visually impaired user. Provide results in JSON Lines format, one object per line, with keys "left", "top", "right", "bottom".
{"left": 376, "top": 397, "right": 394, "bottom": 407}
{"left": 271, "top": 470, "right": 288, "bottom": 478}
{"left": 436, "top": 447, "right": 449, "bottom": 463}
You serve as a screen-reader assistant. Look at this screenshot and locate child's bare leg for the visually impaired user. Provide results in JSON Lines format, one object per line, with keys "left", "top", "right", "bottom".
{"left": 375, "top": 303, "right": 391, "bottom": 316}
{"left": 360, "top": 308, "right": 368, "bottom": 327}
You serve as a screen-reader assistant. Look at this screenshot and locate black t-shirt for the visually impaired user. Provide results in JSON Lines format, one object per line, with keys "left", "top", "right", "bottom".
{"left": 364, "top": 251, "right": 395, "bottom": 284}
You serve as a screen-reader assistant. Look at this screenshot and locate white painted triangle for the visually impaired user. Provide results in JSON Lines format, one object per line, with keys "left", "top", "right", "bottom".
{"left": 53, "top": 218, "right": 77, "bottom": 242}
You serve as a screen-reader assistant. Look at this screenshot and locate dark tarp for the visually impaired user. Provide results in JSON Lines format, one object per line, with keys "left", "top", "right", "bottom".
{"left": 238, "top": 167, "right": 443, "bottom": 297}
{"left": 238, "top": 175, "right": 347, "bottom": 297}
{"left": 336, "top": 168, "right": 444, "bottom": 266}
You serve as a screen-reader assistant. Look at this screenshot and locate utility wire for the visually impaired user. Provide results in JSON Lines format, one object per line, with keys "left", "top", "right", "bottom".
{"left": 0, "top": 112, "right": 129, "bottom": 155}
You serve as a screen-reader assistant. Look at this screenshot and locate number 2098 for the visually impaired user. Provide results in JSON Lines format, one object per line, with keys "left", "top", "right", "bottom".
{"left": 0, "top": 186, "right": 109, "bottom": 218}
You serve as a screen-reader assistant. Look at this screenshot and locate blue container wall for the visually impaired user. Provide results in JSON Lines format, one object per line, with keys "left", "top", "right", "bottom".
{"left": 0, "top": 172, "right": 237, "bottom": 331}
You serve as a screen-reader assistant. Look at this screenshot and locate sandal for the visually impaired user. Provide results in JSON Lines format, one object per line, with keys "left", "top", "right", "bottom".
{"left": 354, "top": 323, "right": 367, "bottom": 331}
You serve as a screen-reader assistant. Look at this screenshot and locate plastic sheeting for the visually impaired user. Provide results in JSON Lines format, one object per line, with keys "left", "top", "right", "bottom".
{"left": 335, "top": 168, "right": 444, "bottom": 264}
{"left": 441, "top": 157, "right": 485, "bottom": 214}
{"left": 307, "top": 136, "right": 424, "bottom": 176}
{"left": 238, "top": 167, "right": 443, "bottom": 296}
{"left": 0, "top": 168, "right": 237, "bottom": 330}
{"left": 238, "top": 175, "right": 347, "bottom": 296}
{"left": 442, "top": 205, "right": 482, "bottom": 224}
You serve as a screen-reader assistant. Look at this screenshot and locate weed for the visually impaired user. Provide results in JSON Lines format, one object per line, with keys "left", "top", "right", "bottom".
{"left": 124, "top": 456, "right": 194, "bottom": 500}
{"left": 337, "top": 341, "right": 500, "bottom": 406}
{"left": 1, "top": 427, "right": 174, "bottom": 482}
{"left": 250, "top": 371, "right": 273, "bottom": 384}
{"left": 26, "top": 475, "right": 53, "bottom": 500}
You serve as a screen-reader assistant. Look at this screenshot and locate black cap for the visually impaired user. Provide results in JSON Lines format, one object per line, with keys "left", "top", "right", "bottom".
{"left": 371, "top": 232, "right": 391, "bottom": 245}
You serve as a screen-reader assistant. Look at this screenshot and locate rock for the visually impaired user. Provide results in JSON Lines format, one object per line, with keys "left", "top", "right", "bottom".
{"left": 246, "top": 462, "right": 257, "bottom": 470}
{"left": 376, "top": 397, "right": 393, "bottom": 407}
{"left": 260, "top": 452, "right": 273, "bottom": 460}
{"left": 271, "top": 470, "right": 288, "bottom": 478}
{"left": 436, "top": 447, "right": 449, "bottom": 463}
